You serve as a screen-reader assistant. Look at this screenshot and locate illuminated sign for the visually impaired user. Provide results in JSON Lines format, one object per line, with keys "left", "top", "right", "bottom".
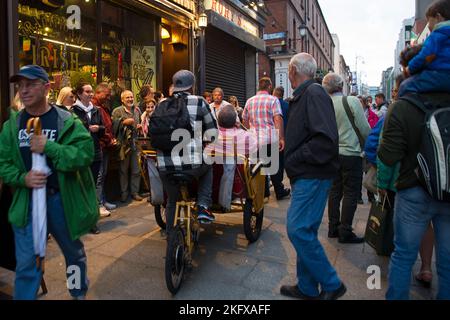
{"left": 169, "top": 0, "right": 196, "bottom": 13}
{"left": 204, "top": 0, "right": 259, "bottom": 37}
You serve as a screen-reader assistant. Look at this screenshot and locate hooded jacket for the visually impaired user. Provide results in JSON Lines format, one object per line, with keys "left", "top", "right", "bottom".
{"left": 408, "top": 21, "right": 450, "bottom": 73}
{"left": 0, "top": 107, "right": 98, "bottom": 240}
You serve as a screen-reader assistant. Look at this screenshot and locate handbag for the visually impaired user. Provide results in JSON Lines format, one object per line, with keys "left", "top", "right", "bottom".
{"left": 364, "top": 195, "right": 394, "bottom": 256}
{"left": 363, "top": 165, "right": 378, "bottom": 194}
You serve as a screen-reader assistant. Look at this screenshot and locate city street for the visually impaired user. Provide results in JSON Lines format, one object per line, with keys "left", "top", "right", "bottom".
{"left": 0, "top": 186, "right": 436, "bottom": 300}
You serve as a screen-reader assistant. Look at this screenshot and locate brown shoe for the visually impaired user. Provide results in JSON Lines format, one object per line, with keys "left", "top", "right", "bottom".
{"left": 131, "top": 194, "right": 144, "bottom": 201}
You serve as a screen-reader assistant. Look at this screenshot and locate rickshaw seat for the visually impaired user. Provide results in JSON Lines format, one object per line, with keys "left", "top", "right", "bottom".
{"left": 166, "top": 172, "right": 194, "bottom": 185}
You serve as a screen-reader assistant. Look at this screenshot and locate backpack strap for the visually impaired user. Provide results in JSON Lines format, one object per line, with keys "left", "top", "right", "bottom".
{"left": 399, "top": 93, "right": 431, "bottom": 115}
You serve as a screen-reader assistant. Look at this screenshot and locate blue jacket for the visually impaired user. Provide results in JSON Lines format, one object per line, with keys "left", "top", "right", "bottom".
{"left": 408, "top": 21, "right": 450, "bottom": 74}
{"left": 364, "top": 116, "right": 385, "bottom": 165}
{"left": 279, "top": 98, "right": 289, "bottom": 129}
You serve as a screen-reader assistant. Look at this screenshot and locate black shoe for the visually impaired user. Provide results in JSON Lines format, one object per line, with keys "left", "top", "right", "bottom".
{"left": 357, "top": 199, "right": 364, "bottom": 205}
{"left": 276, "top": 188, "right": 291, "bottom": 201}
{"left": 338, "top": 232, "right": 364, "bottom": 244}
{"left": 328, "top": 229, "right": 339, "bottom": 238}
{"left": 280, "top": 285, "right": 319, "bottom": 300}
{"left": 90, "top": 225, "right": 100, "bottom": 234}
{"left": 319, "top": 283, "right": 347, "bottom": 300}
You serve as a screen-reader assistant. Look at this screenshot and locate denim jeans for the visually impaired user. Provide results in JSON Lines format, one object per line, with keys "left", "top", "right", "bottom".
{"left": 287, "top": 179, "right": 342, "bottom": 297}
{"left": 386, "top": 186, "right": 450, "bottom": 300}
{"left": 96, "top": 150, "right": 110, "bottom": 204}
{"left": 160, "top": 165, "right": 213, "bottom": 232}
{"left": 13, "top": 192, "right": 88, "bottom": 300}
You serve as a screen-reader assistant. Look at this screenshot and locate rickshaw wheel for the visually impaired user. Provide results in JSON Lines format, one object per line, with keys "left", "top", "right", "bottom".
{"left": 154, "top": 205, "right": 167, "bottom": 230}
{"left": 243, "top": 199, "right": 264, "bottom": 243}
{"left": 165, "top": 225, "right": 185, "bottom": 295}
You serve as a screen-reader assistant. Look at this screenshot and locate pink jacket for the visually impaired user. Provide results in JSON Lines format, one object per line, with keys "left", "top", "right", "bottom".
{"left": 367, "top": 108, "right": 379, "bottom": 129}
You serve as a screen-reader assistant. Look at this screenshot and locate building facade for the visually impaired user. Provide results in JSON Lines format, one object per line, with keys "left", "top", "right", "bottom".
{"left": 202, "top": 0, "right": 266, "bottom": 106}
{"left": 394, "top": 17, "right": 414, "bottom": 77}
{"left": 258, "top": 0, "right": 334, "bottom": 98}
{"left": 0, "top": 0, "right": 266, "bottom": 122}
{"left": 332, "top": 34, "right": 351, "bottom": 95}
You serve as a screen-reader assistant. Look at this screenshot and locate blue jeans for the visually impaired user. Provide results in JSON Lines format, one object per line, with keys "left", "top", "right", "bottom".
{"left": 13, "top": 192, "right": 88, "bottom": 300}
{"left": 287, "top": 179, "right": 342, "bottom": 297}
{"left": 386, "top": 186, "right": 450, "bottom": 300}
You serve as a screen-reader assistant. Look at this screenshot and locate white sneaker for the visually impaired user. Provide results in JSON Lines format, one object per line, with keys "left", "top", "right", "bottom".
{"left": 99, "top": 206, "right": 111, "bottom": 217}
{"left": 104, "top": 201, "right": 117, "bottom": 210}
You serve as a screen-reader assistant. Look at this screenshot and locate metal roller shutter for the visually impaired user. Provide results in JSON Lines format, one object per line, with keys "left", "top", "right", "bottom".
{"left": 205, "top": 27, "right": 247, "bottom": 107}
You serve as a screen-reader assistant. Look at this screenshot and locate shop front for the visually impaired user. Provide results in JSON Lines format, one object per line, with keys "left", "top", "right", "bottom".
{"left": 202, "top": 0, "right": 265, "bottom": 106}
{"left": 8, "top": 0, "right": 196, "bottom": 108}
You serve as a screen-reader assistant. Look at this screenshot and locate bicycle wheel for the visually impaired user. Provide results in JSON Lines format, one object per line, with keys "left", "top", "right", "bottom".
{"left": 243, "top": 199, "right": 264, "bottom": 243}
{"left": 165, "top": 225, "right": 185, "bottom": 294}
{"left": 154, "top": 205, "right": 166, "bottom": 230}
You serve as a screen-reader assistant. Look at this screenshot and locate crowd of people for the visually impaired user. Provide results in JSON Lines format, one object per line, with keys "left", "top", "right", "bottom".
{"left": 0, "top": 0, "right": 449, "bottom": 301}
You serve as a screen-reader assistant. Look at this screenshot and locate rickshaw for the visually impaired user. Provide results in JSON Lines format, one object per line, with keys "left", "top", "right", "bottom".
{"left": 163, "top": 147, "right": 266, "bottom": 294}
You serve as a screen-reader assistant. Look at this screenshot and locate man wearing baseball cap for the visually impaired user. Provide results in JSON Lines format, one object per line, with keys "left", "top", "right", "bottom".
{"left": 0, "top": 65, "right": 98, "bottom": 299}
{"left": 154, "top": 70, "right": 218, "bottom": 229}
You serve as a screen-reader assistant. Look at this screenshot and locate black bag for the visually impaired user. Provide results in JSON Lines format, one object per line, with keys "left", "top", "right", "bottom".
{"left": 364, "top": 195, "right": 394, "bottom": 257}
{"left": 400, "top": 93, "right": 450, "bottom": 202}
{"left": 149, "top": 94, "right": 192, "bottom": 152}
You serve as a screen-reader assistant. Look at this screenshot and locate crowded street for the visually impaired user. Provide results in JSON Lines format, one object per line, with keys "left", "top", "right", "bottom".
{"left": 0, "top": 190, "right": 436, "bottom": 300}
{"left": 1, "top": 0, "right": 450, "bottom": 305}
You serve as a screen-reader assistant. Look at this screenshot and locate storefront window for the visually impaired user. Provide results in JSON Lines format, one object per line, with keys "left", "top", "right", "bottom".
{"left": 18, "top": 0, "right": 98, "bottom": 102}
{"left": 101, "top": 2, "right": 157, "bottom": 107}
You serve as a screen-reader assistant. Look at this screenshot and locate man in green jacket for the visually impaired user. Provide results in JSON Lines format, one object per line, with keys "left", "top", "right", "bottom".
{"left": 0, "top": 65, "right": 98, "bottom": 300}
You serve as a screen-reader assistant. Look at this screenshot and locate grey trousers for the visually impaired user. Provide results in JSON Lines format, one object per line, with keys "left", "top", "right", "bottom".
{"left": 119, "top": 149, "right": 140, "bottom": 197}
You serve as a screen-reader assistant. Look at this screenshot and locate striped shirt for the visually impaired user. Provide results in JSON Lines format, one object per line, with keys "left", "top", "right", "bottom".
{"left": 243, "top": 91, "right": 282, "bottom": 146}
{"left": 156, "top": 93, "right": 218, "bottom": 171}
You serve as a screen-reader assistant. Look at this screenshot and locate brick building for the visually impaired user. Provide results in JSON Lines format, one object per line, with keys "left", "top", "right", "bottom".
{"left": 258, "top": 0, "right": 334, "bottom": 98}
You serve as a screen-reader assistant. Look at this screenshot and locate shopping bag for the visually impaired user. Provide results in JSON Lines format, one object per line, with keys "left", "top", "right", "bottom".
{"left": 364, "top": 195, "right": 394, "bottom": 256}
{"left": 363, "top": 165, "right": 377, "bottom": 194}
{"left": 146, "top": 157, "right": 164, "bottom": 205}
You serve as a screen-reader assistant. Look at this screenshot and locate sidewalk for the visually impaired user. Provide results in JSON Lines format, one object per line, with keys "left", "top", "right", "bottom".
{"left": 0, "top": 188, "right": 437, "bottom": 300}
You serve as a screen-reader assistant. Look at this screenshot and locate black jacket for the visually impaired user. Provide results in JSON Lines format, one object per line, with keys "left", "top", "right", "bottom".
{"left": 284, "top": 80, "right": 339, "bottom": 182}
{"left": 71, "top": 104, "right": 105, "bottom": 162}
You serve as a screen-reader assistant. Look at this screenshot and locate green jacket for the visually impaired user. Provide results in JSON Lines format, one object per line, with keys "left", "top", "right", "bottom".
{"left": 0, "top": 107, "right": 98, "bottom": 240}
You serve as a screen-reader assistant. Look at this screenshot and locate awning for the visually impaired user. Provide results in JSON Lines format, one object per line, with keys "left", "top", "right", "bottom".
{"left": 206, "top": 10, "right": 265, "bottom": 52}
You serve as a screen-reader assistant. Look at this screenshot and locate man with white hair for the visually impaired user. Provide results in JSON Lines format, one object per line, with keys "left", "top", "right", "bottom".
{"left": 281, "top": 53, "right": 346, "bottom": 300}
{"left": 322, "top": 73, "right": 370, "bottom": 244}
{"left": 112, "top": 90, "right": 143, "bottom": 202}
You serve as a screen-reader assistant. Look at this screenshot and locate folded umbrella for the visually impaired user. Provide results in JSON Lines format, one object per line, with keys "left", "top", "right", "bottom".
{"left": 26, "top": 117, "right": 51, "bottom": 270}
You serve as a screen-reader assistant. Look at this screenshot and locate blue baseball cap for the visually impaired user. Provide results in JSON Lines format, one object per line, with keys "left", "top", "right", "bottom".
{"left": 10, "top": 65, "right": 49, "bottom": 83}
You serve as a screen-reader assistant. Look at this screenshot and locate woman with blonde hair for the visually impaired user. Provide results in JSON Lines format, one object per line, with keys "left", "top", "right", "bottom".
{"left": 56, "top": 86, "right": 76, "bottom": 110}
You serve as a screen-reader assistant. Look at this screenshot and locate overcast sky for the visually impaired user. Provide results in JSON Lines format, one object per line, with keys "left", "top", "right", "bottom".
{"left": 318, "top": 0, "right": 415, "bottom": 86}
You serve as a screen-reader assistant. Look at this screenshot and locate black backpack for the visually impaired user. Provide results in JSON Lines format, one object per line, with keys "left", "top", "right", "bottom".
{"left": 400, "top": 93, "right": 450, "bottom": 202}
{"left": 149, "top": 93, "right": 192, "bottom": 152}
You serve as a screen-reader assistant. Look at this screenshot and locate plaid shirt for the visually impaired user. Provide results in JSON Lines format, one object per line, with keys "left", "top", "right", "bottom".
{"left": 243, "top": 91, "right": 282, "bottom": 146}
{"left": 157, "top": 93, "right": 218, "bottom": 171}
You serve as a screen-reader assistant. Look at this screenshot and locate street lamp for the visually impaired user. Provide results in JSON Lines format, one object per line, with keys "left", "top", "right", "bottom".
{"left": 197, "top": 8, "right": 208, "bottom": 95}
{"left": 298, "top": 23, "right": 308, "bottom": 52}
{"left": 198, "top": 13, "right": 208, "bottom": 29}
